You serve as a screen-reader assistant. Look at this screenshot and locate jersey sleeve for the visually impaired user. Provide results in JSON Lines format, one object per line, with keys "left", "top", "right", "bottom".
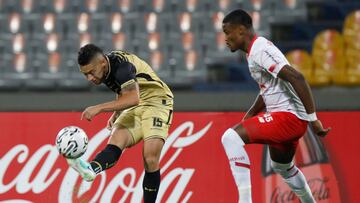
{"left": 113, "top": 61, "right": 137, "bottom": 89}
{"left": 256, "top": 44, "right": 289, "bottom": 78}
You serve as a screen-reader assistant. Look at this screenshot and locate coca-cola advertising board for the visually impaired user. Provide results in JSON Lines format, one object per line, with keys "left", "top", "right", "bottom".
{"left": 0, "top": 112, "right": 359, "bottom": 203}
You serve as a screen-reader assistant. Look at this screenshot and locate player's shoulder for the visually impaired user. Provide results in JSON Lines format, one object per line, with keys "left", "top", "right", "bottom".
{"left": 251, "top": 37, "right": 281, "bottom": 57}
{"left": 253, "top": 37, "right": 274, "bottom": 50}
{"left": 107, "top": 50, "right": 130, "bottom": 61}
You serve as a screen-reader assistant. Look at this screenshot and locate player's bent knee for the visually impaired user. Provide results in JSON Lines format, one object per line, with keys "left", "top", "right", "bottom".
{"left": 271, "top": 161, "right": 292, "bottom": 176}
{"left": 221, "top": 128, "right": 245, "bottom": 147}
{"left": 109, "top": 127, "right": 133, "bottom": 149}
{"left": 143, "top": 155, "right": 159, "bottom": 171}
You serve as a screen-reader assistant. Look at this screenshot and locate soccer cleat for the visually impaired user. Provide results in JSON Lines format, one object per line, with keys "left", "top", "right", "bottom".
{"left": 66, "top": 158, "right": 96, "bottom": 182}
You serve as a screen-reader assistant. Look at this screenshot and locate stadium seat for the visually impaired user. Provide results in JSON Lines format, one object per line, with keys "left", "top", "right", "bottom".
{"left": 7, "top": 13, "right": 23, "bottom": 34}
{"left": 171, "top": 49, "right": 205, "bottom": 82}
{"left": 343, "top": 13, "right": 360, "bottom": 55}
{"left": 181, "top": 31, "right": 195, "bottom": 51}
{"left": 110, "top": 13, "right": 124, "bottom": 33}
{"left": 343, "top": 10, "right": 360, "bottom": 47}
{"left": 146, "top": 50, "right": 171, "bottom": 79}
{"left": 83, "top": 0, "right": 106, "bottom": 13}
{"left": 149, "top": 50, "right": 164, "bottom": 71}
{"left": 212, "top": 11, "right": 225, "bottom": 32}
{"left": 184, "top": 50, "right": 198, "bottom": 71}
{"left": 77, "top": 12, "right": 90, "bottom": 33}
{"left": 249, "top": 11, "right": 271, "bottom": 38}
{"left": 285, "top": 49, "right": 316, "bottom": 85}
{"left": 312, "top": 29, "right": 345, "bottom": 85}
{"left": 107, "top": 13, "right": 134, "bottom": 36}
{"left": 274, "top": 0, "right": 306, "bottom": 19}
{"left": 250, "top": 0, "right": 264, "bottom": 11}
{"left": 33, "top": 33, "right": 67, "bottom": 82}
{"left": 21, "top": 0, "right": 34, "bottom": 14}
{"left": 12, "top": 33, "right": 26, "bottom": 53}
{"left": 148, "top": 32, "right": 161, "bottom": 51}
{"left": 43, "top": 13, "right": 56, "bottom": 33}
{"left": 1, "top": 51, "right": 35, "bottom": 86}
{"left": 178, "top": 12, "right": 193, "bottom": 32}
{"left": 175, "top": 0, "right": 199, "bottom": 13}
{"left": 116, "top": 0, "right": 142, "bottom": 13}
{"left": 112, "top": 32, "right": 128, "bottom": 50}
{"left": 250, "top": 11, "right": 261, "bottom": 32}
{"left": 217, "top": 0, "right": 233, "bottom": 12}
{"left": 150, "top": 0, "right": 166, "bottom": 13}
{"left": 145, "top": 0, "right": 174, "bottom": 14}
{"left": 79, "top": 32, "right": 92, "bottom": 48}
{"left": 344, "top": 43, "right": 360, "bottom": 85}
{"left": 144, "top": 12, "right": 169, "bottom": 34}
{"left": 53, "top": 0, "right": 69, "bottom": 13}
{"left": 313, "top": 29, "right": 344, "bottom": 51}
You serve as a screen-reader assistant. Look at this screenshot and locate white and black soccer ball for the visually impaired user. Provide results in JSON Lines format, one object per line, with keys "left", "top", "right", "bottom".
{"left": 55, "top": 126, "right": 88, "bottom": 159}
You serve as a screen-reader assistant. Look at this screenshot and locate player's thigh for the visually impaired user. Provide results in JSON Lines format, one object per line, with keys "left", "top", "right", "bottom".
{"left": 233, "top": 123, "right": 251, "bottom": 144}
{"left": 240, "top": 112, "right": 307, "bottom": 145}
{"left": 113, "top": 108, "right": 143, "bottom": 147}
{"left": 141, "top": 106, "right": 172, "bottom": 142}
{"left": 108, "top": 127, "right": 134, "bottom": 150}
{"left": 143, "top": 138, "right": 164, "bottom": 165}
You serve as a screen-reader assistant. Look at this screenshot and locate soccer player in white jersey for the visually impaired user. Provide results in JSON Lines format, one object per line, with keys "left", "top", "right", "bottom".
{"left": 221, "top": 9, "right": 331, "bottom": 203}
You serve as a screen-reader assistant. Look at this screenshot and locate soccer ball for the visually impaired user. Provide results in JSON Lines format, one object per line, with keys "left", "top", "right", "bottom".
{"left": 55, "top": 126, "right": 88, "bottom": 159}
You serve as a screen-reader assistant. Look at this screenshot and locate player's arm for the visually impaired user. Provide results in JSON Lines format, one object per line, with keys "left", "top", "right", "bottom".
{"left": 97, "top": 82, "right": 140, "bottom": 112}
{"left": 82, "top": 61, "right": 139, "bottom": 121}
{"left": 277, "top": 65, "right": 331, "bottom": 137}
{"left": 243, "top": 94, "right": 265, "bottom": 121}
{"left": 106, "top": 94, "right": 126, "bottom": 129}
{"left": 81, "top": 83, "right": 140, "bottom": 121}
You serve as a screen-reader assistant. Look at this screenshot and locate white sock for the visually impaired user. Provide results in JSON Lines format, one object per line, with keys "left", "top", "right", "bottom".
{"left": 221, "top": 128, "right": 252, "bottom": 203}
{"left": 271, "top": 161, "right": 316, "bottom": 203}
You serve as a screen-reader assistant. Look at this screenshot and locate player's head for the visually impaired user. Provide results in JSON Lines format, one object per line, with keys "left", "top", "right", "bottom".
{"left": 78, "top": 44, "right": 108, "bottom": 85}
{"left": 222, "top": 9, "right": 253, "bottom": 52}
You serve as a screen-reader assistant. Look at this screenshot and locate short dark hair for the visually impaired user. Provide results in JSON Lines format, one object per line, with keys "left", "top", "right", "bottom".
{"left": 77, "top": 44, "right": 103, "bottom": 66}
{"left": 223, "top": 9, "right": 253, "bottom": 29}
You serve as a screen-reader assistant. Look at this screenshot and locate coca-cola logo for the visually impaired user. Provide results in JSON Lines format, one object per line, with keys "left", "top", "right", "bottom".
{"left": 270, "top": 177, "right": 330, "bottom": 203}
{"left": 0, "top": 121, "right": 212, "bottom": 203}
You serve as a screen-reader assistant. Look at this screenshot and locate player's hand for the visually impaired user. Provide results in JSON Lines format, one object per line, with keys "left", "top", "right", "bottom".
{"left": 81, "top": 106, "right": 101, "bottom": 121}
{"left": 310, "top": 120, "right": 331, "bottom": 137}
{"left": 106, "top": 112, "right": 118, "bottom": 130}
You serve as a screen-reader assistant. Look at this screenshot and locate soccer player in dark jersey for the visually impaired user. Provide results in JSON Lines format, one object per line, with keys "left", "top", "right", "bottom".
{"left": 67, "top": 44, "right": 174, "bottom": 203}
{"left": 220, "top": 9, "right": 330, "bottom": 202}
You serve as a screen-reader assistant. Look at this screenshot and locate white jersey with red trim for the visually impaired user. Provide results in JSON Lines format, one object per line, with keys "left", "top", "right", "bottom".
{"left": 247, "top": 36, "right": 309, "bottom": 121}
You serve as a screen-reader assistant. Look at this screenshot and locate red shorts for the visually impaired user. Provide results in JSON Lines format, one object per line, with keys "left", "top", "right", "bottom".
{"left": 241, "top": 112, "right": 308, "bottom": 151}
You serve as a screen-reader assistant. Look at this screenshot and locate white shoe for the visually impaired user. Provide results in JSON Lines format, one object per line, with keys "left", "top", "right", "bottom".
{"left": 66, "top": 158, "right": 96, "bottom": 182}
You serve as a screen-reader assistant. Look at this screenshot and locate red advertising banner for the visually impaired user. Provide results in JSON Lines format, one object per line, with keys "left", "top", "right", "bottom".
{"left": 0, "top": 112, "right": 359, "bottom": 203}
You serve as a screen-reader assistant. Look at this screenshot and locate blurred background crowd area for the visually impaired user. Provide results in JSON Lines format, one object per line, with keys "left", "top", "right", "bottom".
{"left": 0, "top": 0, "right": 359, "bottom": 91}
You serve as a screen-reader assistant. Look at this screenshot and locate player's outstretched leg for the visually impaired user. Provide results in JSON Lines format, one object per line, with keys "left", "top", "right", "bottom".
{"left": 142, "top": 138, "right": 164, "bottom": 203}
{"left": 271, "top": 161, "right": 316, "bottom": 203}
{"left": 67, "top": 158, "right": 96, "bottom": 182}
{"left": 221, "top": 128, "right": 252, "bottom": 203}
{"left": 67, "top": 144, "right": 122, "bottom": 181}
{"left": 67, "top": 127, "right": 131, "bottom": 182}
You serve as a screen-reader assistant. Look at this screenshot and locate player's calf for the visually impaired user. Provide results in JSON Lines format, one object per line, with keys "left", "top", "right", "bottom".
{"left": 271, "top": 161, "right": 315, "bottom": 203}
{"left": 221, "top": 128, "right": 252, "bottom": 203}
{"left": 90, "top": 144, "right": 122, "bottom": 174}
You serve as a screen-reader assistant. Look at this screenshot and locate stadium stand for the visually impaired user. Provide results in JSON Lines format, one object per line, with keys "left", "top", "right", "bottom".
{"left": 0, "top": 0, "right": 359, "bottom": 91}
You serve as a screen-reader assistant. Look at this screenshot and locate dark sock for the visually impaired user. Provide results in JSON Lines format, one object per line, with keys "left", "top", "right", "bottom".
{"left": 143, "top": 170, "right": 161, "bottom": 203}
{"left": 90, "top": 144, "right": 122, "bottom": 174}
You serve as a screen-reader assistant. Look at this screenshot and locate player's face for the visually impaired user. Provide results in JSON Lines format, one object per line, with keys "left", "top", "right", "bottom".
{"left": 79, "top": 55, "right": 107, "bottom": 85}
{"left": 222, "top": 23, "right": 246, "bottom": 52}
